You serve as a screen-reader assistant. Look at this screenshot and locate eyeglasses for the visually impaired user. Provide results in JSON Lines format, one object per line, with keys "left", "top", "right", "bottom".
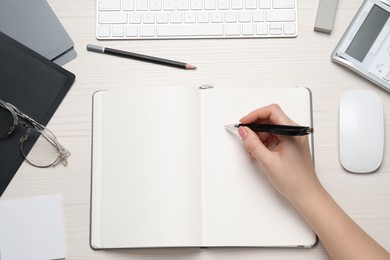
{"left": 0, "top": 99, "right": 70, "bottom": 168}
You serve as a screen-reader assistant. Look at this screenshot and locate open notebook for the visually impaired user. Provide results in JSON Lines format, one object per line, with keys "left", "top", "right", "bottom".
{"left": 91, "top": 86, "right": 316, "bottom": 249}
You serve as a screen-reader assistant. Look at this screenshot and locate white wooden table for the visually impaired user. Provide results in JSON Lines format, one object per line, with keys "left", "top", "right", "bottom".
{"left": 2, "top": 0, "right": 389, "bottom": 259}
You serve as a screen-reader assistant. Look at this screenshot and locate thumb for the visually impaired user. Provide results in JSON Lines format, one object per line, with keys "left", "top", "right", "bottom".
{"left": 238, "top": 127, "right": 270, "bottom": 163}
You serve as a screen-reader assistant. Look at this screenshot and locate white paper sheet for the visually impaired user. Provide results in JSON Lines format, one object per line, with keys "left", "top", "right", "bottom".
{"left": 0, "top": 194, "right": 65, "bottom": 260}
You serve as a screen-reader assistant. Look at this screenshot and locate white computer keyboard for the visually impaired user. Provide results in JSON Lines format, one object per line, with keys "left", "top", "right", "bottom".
{"left": 96, "top": 0, "right": 297, "bottom": 39}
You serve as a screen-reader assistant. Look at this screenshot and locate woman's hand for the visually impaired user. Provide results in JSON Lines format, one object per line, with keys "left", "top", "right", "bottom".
{"left": 237, "top": 104, "right": 321, "bottom": 203}
{"left": 238, "top": 104, "right": 390, "bottom": 260}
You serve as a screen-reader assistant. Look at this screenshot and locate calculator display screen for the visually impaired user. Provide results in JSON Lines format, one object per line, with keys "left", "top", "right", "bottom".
{"left": 346, "top": 5, "right": 390, "bottom": 62}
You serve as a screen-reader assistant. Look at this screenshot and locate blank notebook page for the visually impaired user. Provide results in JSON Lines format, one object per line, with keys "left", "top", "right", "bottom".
{"left": 92, "top": 87, "right": 203, "bottom": 248}
{"left": 201, "top": 87, "right": 315, "bottom": 246}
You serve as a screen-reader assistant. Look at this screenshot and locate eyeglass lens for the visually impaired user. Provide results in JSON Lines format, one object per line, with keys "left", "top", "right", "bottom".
{"left": 0, "top": 105, "right": 15, "bottom": 137}
{"left": 21, "top": 128, "right": 61, "bottom": 168}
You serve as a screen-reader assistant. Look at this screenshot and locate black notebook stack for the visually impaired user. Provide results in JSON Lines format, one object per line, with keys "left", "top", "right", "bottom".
{"left": 0, "top": 31, "right": 75, "bottom": 196}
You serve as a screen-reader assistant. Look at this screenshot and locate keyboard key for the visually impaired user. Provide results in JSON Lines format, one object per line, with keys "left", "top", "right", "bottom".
{"left": 98, "top": 0, "right": 120, "bottom": 10}
{"left": 225, "top": 11, "right": 237, "bottom": 22}
{"left": 112, "top": 26, "right": 124, "bottom": 36}
{"left": 211, "top": 12, "right": 223, "bottom": 22}
{"left": 245, "top": 0, "right": 257, "bottom": 9}
{"left": 225, "top": 24, "right": 241, "bottom": 35}
{"left": 232, "top": 0, "right": 244, "bottom": 10}
{"left": 123, "top": 0, "right": 135, "bottom": 10}
{"left": 178, "top": 0, "right": 189, "bottom": 10}
{"left": 252, "top": 11, "right": 264, "bottom": 21}
{"left": 283, "top": 23, "right": 296, "bottom": 35}
{"left": 171, "top": 12, "right": 182, "bottom": 23}
{"left": 126, "top": 26, "right": 138, "bottom": 36}
{"left": 184, "top": 12, "right": 197, "bottom": 23}
{"left": 143, "top": 12, "right": 156, "bottom": 23}
{"left": 157, "top": 12, "right": 170, "bottom": 23}
{"left": 270, "top": 23, "right": 282, "bottom": 29}
{"left": 163, "top": 0, "right": 175, "bottom": 10}
{"left": 98, "top": 26, "right": 111, "bottom": 37}
{"left": 205, "top": 0, "right": 217, "bottom": 10}
{"left": 270, "top": 23, "right": 282, "bottom": 34}
{"left": 150, "top": 0, "right": 162, "bottom": 10}
{"left": 137, "top": 0, "right": 148, "bottom": 10}
{"left": 129, "top": 13, "right": 141, "bottom": 23}
{"left": 191, "top": 0, "right": 203, "bottom": 10}
{"left": 256, "top": 23, "right": 267, "bottom": 34}
{"left": 218, "top": 0, "right": 230, "bottom": 10}
{"left": 242, "top": 24, "right": 254, "bottom": 35}
{"left": 157, "top": 24, "right": 223, "bottom": 36}
{"left": 239, "top": 11, "right": 251, "bottom": 22}
{"left": 139, "top": 25, "right": 155, "bottom": 36}
{"left": 273, "top": 0, "right": 295, "bottom": 9}
{"left": 270, "top": 28, "right": 282, "bottom": 35}
{"left": 198, "top": 12, "right": 210, "bottom": 23}
{"left": 266, "top": 10, "right": 295, "bottom": 21}
{"left": 99, "top": 13, "right": 127, "bottom": 24}
{"left": 259, "top": 0, "right": 271, "bottom": 9}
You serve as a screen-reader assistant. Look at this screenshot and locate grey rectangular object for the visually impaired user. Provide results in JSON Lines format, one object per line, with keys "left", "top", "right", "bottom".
{"left": 0, "top": 0, "right": 77, "bottom": 65}
{"left": 314, "top": 0, "right": 338, "bottom": 33}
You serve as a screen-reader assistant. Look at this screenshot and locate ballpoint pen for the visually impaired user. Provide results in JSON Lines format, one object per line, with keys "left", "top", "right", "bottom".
{"left": 225, "top": 123, "right": 314, "bottom": 136}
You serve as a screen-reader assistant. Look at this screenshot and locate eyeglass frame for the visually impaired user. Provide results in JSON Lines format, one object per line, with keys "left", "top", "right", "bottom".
{"left": 0, "top": 99, "right": 70, "bottom": 168}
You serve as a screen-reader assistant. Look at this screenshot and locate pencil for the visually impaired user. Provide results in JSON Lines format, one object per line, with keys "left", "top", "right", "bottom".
{"left": 225, "top": 123, "right": 314, "bottom": 136}
{"left": 87, "top": 44, "right": 197, "bottom": 70}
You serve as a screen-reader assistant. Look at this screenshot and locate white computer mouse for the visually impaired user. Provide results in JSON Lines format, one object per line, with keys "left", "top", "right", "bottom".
{"left": 339, "top": 90, "right": 384, "bottom": 173}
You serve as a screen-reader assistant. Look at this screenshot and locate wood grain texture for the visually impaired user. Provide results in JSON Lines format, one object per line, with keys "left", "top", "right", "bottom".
{"left": 2, "top": 0, "right": 389, "bottom": 259}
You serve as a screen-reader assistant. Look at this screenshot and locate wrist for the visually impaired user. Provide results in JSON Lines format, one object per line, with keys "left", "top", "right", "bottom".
{"left": 288, "top": 179, "right": 327, "bottom": 211}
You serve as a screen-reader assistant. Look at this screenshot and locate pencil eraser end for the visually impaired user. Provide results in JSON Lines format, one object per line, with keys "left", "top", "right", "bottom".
{"left": 87, "top": 44, "right": 104, "bottom": 53}
{"left": 314, "top": 0, "right": 338, "bottom": 34}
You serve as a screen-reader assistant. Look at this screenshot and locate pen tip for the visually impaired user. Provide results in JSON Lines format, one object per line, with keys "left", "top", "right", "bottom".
{"left": 225, "top": 124, "right": 239, "bottom": 132}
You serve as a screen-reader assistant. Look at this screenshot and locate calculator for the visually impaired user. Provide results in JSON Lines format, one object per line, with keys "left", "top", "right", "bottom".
{"left": 332, "top": 0, "right": 390, "bottom": 92}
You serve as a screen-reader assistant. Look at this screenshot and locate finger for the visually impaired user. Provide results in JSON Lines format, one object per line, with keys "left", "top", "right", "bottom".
{"left": 240, "top": 104, "right": 297, "bottom": 126}
{"left": 239, "top": 126, "right": 272, "bottom": 164}
{"left": 257, "top": 132, "right": 271, "bottom": 142}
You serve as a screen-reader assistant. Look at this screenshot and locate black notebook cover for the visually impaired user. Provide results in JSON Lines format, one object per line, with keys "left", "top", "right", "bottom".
{"left": 0, "top": 31, "right": 75, "bottom": 196}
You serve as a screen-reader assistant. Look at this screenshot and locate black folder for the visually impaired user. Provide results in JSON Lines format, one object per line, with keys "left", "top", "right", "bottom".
{"left": 0, "top": 31, "right": 75, "bottom": 196}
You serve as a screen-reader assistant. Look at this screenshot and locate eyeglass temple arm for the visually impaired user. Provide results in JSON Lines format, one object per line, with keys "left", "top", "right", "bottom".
{"left": 10, "top": 105, "right": 45, "bottom": 129}
{"left": 1, "top": 100, "right": 71, "bottom": 167}
{"left": 0, "top": 99, "right": 19, "bottom": 129}
{"left": 21, "top": 121, "right": 71, "bottom": 156}
{"left": 10, "top": 104, "right": 71, "bottom": 157}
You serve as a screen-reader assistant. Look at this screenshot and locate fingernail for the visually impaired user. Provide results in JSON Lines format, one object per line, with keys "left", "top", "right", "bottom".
{"left": 238, "top": 127, "right": 247, "bottom": 139}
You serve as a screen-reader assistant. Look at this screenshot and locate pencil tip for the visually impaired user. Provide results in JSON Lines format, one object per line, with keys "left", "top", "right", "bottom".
{"left": 186, "top": 64, "right": 197, "bottom": 70}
